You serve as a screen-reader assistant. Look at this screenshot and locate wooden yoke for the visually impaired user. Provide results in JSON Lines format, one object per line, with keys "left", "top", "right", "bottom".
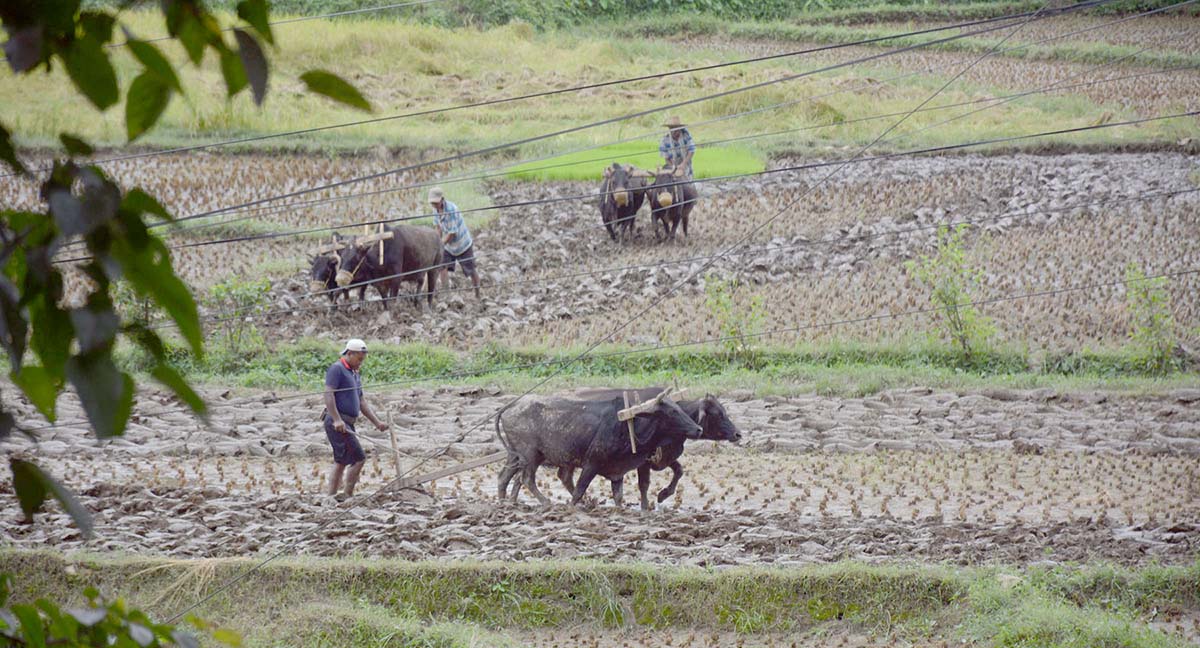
{"left": 376, "top": 223, "right": 386, "bottom": 265}
{"left": 617, "top": 388, "right": 687, "bottom": 453}
{"left": 313, "top": 234, "right": 347, "bottom": 256}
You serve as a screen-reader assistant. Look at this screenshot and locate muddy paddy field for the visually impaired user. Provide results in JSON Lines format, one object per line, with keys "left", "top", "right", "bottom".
{"left": 3, "top": 145, "right": 1200, "bottom": 645}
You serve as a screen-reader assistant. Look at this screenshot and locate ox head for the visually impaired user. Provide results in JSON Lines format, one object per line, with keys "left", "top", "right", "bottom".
{"left": 310, "top": 234, "right": 345, "bottom": 294}
{"left": 603, "top": 162, "right": 632, "bottom": 208}
{"left": 629, "top": 389, "right": 702, "bottom": 444}
{"left": 336, "top": 237, "right": 370, "bottom": 287}
{"left": 309, "top": 254, "right": 338, "bottom": 294}
{"left": 696, "top": 394, "right": 742, "bottom": 444}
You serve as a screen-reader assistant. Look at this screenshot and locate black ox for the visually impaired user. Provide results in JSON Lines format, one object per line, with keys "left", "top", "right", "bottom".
{"left": 554, "top": 388, "right": 742, "bottom": 510}
{"left": 495, "top": 389, "right": 702, "bottom": 507}
{"left": 646, "top": 167, "right": 697, "bottom": 242}
{"left": 336, "top": 224, "right": 442, "bottom": 309}
{"left": 599, "top": 162, "right": 648, "bottom": 242}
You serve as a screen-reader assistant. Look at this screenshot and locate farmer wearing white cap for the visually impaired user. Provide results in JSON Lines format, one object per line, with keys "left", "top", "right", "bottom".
{"left": 322, "top": 338, "right": 388, "bottom": 499}
{"left": 429, "top": 187, "right": 481, "bottom": 300}
{"left": 659, "top": 116, "right": 695, "bottom": 178}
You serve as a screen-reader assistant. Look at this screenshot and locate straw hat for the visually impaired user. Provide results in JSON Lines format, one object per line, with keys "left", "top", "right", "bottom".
{"left": 663, "top": 116, "right": 685, "bottom": 129}
{"left": 428, "top": 187, "right": 445, "bottom": 204}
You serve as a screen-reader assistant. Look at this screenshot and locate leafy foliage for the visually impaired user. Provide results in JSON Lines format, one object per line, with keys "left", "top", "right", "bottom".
{"left": 205, "top": 277, "right": 272, "bottom": 366}
{"left": 1123, "top": 263, "right": 1179, "bottom": 374}
{"left": 0, "top": 0, "right": 367, "bottom": 535}
{"left": 906, "top": 225, "right": 995, "bottom": 365}
{"left": 0, "top": 573, "right": 241, "bottom": 647}
{"left": 704, "top": 276, "right": 766, "bottom": 363}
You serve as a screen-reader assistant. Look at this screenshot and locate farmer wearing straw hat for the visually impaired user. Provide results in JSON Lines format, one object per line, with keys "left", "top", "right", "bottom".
{"left": 659, "top": 116, "right": 695, "bottom": 179}
{"left": 429, "top": 187, "right": 482, "bottom": 301}
{"left": 322, "top": 338, "right": 388, "bottom": 499}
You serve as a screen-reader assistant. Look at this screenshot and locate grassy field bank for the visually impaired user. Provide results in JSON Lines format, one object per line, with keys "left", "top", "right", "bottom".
{"left": 117, "top": 338, "right": 1199, "bottom": 397}
{"left": 4, "top": 10, "right": 1195, "bottom": 156}
{"left": 2, "top": 551, "right": 1197, "bottom": 647}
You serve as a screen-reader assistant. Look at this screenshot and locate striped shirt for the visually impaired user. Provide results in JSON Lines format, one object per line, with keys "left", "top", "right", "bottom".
{"left": 659, "top": 128, "right": 696, "bottom": 176}
{"left": 434, "top": 200, "right": 473, "bottom": 256}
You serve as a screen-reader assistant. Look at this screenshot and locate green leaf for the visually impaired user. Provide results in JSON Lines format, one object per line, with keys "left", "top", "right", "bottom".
{"left": 220, "top": 48, "right": 248, "bottom": 98}
{"left": 65, "top": 353, "right": 134, "bottom": 439}
{"left": 177, "top": 15, "right": 207, "bottom": 65}
{"left": 299, "top": 70, "right": 372, "bottom": 112}
{"left": 125, "top": 72, "right": 172, "bottom": 142}
{"left": 126, "top": 39, "right": 183, "bottom": 93}
{"left": 121, "top": 188, "right": 172, "bottom": 221}
{"left": 233, "top": 29, "right": 268, "bottom": 105}
{"left": 11, "top": 604, "right": 45, "bottom": 648}
{"left": 152, "top": 364, "right": 207, "bottom": 418}
{"left": 35, "top": 599, "right": 79, "bottom": 639}
{"left": 115, "top": 239, "right": 203, "bottom": 356}
{"left": 62, "top": 36, "right": 119, "bottom": 110}
{"left": 237, "top": 0, "right": 274, "bottom": 45}
{"left": 10, "top": 459, "right": 94, "bottom": 538}
{"left": 28, "top": 296, "right": 73, "bottom": 379}
{"left": 12, "top": 365, "right": 60, "bottom": 421}
{"left": 212, "top": 628, "right": 244, "bottom": 647}
{"left": 60, "top": 133, "right": 94, "bottom": 157}
{"left": 0, "top": 122, "right": 27, "bottom": 175}
{"left": 79, "top": 11, "right": 116, "bottom": 44}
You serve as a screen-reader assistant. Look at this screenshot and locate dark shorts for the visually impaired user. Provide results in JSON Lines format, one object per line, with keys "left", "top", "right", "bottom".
{"left": 324, "top": 415, "right": 366, "bottom": 465}
{"left": 442, "top": 245, "right": 477, "bottom": 277}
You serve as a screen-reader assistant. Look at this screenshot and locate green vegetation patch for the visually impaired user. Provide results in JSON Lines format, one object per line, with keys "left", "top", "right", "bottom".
{"left": 117, "top": 337, "right": 1199, "bottom": 399}
{"left": 505, "top": 142, "right": 764, "bottom": 181}
{"left": 4, "top": 552, "right": 1198, "bottom": 648}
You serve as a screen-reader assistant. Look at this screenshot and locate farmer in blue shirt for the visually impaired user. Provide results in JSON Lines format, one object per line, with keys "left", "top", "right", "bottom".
{"left": 659, "top": 115, "right": 695, "bottom": 178}
{"left": 322, "top": 338, "right": 388, "bottom": 499}
{"left": 429, "top": 187, "right": 482, "bottom": 300}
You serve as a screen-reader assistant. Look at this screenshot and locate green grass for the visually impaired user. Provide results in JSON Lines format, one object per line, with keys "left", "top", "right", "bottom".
{"left": 117, "top": 337, "right": 1199, "bottom": 398}
{"left": 2, "top": 551, "right": 1197, "bottom": 647}
{"left": 4, "top": 11, "right": 1193, "bottom": 158}
{"left": 505, "top": 141, "right": 764, "bottom": 181}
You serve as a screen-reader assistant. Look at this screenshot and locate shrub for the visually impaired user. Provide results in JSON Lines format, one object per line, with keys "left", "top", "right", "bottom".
{"left": 205, "top": 277, "right": 273, "bottom": 365}
{"left": 704, "top": 276, "right": 766, "bottom": 364}
{"left": 1124, "top": 263, "right": 1179, "bottom": 374}
{"left": 906, "top": 225, "right": 995, "bottom": 365}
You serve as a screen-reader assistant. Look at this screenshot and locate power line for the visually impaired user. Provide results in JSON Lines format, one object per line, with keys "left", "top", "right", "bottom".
{"left": 11, "top": 1, "right": 1107, "bottom": 181}
{"left": 107, "top": 0, "right": 445, "bottom": 49}
{"left": 154, "top": 262, "right": 1200, "bottom": 622}
{"left": 109, "top": 109, "right": 1196, "bottom": 305}
{"left": 147, "top": 0, "right": 1193, "bottom": 235}
{"left": 153, "top": 0, "right": 1125, "bottom": 228}
{"left": 160, "top": 59, "right": 1186, "bottom": 244}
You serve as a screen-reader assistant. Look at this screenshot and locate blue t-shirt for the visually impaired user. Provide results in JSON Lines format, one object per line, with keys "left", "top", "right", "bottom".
{"left": 434, "top": 200, "right": 473, "bottom": 256}
{"left": 325, "top": 359, "right": 362, "bottom": 419}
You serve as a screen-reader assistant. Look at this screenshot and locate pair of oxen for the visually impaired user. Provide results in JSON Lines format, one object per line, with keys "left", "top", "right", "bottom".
{"left": 496, "top": 387, "right": 742, "bottom": 510}
{"left": 308, "top": 224, "right": 442, "bottom": 309}
{"left": 599, "top": 163, "right": 698, "bottom": 243}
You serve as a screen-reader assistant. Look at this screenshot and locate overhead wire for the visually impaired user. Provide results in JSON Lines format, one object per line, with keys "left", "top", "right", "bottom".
{"left": 22, "top": 183, "right": 1196, "bottom": 438}
{"left": 128, "top": 109, "right": 1198, "bottom": 319}
{"left": 161, "top": 3, "right": 1069, "bottom": 621}
{"left": 153, "top": 0, "right": 1129, "bottom": 228}
{"left": 9, "top": 1, "right": 1107, "bottom": 181}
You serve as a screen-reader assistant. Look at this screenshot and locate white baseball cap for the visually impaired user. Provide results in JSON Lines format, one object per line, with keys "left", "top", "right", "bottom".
{"left": 342, "top": 339, "right": 368, "bottom": 354}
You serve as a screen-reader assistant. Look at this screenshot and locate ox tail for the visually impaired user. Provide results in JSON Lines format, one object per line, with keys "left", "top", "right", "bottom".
{"left": 494, "top": 404, "right": 514, "bottom": 452}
